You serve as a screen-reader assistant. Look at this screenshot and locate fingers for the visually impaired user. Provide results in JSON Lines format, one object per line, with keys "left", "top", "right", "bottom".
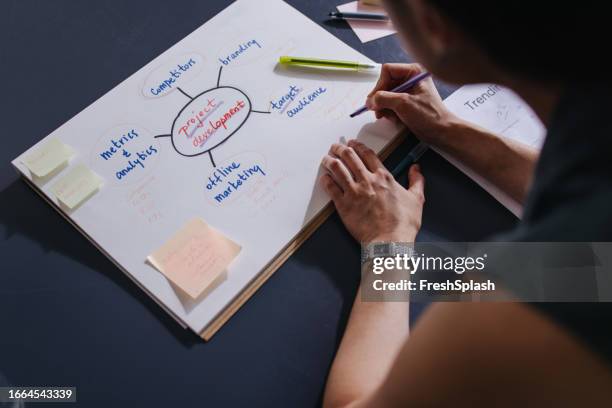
{"left": 348, "top": 140, "right": 384, "bottom": 172}
{"left": 321, "top": 154, "right": 355, "bottom": 191}
{"left": 407, "top": 164, "right": 425, "bottom": 202}
{"left": 375, "top": 109, "right": 400, "bottom": 124}
{"left": 366, "top": 90, "right": 408, "bottom": 112}
{"left": 329, "top": 143, "right": 369, "bottom": 181}
{"left": 320, "top": 173, "right": 343, "bottom": 201}
{"left": 383, "top": 62, "right": 425, "bottom": 79}
{"left": 368, "top": 63, "right": 424, "bottom": 97}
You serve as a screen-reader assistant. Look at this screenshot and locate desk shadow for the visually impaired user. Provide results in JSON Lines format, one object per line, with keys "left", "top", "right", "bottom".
{"left": 170, "top": 272, "right": 227, "bottom": 315}
{"left": 0, "top": 179, "right": 201, "bottom": 347}
{"left": 294, "top": 209, "right": 360, "bottom": 339}
{"left": 321, "top": 18, "right": 352, "bottom": 30}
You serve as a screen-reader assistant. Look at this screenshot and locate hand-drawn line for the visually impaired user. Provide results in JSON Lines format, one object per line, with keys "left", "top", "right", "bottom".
{"left": 177, "top": 87, "right": 193, "bottom": 100}
{"left": 216, "top": 66, "right": 223, "bottom": 87}
{"left": 153, "top": 66, "right": 270, "bottom": 167}
{"left": 500, "top": 118, "right": 521, "bottom": 135}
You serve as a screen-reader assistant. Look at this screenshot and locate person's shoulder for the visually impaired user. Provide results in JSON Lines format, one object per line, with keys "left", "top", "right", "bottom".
{"left": 503, "top": 187, "right": 612, "bottom": 242}
{"left": 491, "top": 189, "right": 612, "bottom": 368}
{"left": 371, "top": 302, "right": 612, "bottom": 407}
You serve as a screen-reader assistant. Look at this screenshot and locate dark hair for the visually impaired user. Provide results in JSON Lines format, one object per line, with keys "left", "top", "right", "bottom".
{"left": 426, "top": 1, "right": 603, "bottom": 82}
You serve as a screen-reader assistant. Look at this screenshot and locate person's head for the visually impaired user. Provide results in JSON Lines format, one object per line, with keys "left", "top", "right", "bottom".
{"left": 384, "top": 0, "right": 602, "bottom": 87}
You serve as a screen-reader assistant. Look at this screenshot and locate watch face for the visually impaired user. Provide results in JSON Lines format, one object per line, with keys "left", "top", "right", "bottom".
{"left": 372, "top": 243, "right": 391, "bottom": 256}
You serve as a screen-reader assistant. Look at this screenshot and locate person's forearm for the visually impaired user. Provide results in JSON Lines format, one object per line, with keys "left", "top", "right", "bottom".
{"left": 323, "top": 266, "right": 409, "bottom": 408}
{"left": 432, "top": 118, "right": 539, "bottom": 204}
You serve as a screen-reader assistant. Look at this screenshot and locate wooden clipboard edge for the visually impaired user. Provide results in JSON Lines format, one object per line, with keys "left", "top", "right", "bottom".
{"left": 200, "top": 130, "right": 408, "bottom": 341}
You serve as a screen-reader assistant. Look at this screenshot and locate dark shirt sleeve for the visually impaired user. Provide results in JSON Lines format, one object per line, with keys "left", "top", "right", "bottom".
{"left": 493, "top": 191, "right": 612, "bottom": 365}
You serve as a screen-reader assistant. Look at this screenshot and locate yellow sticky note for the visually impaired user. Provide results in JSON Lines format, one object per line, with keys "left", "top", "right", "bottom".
{"left": 147, "top": 218, "right": 241, "bottom": 299}
{"left": 22, "top": 138, "right": 74, "bottom": 178}
{"left": 51, "top": 164, "right": 103, "bottom": 209}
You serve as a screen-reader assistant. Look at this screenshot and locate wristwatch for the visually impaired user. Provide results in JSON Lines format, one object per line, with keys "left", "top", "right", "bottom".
{"left": 361, "top": 242, "right": 414, "bottom": 264}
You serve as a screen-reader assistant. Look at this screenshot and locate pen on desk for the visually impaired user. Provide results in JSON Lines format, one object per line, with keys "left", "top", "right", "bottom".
{"left": 329, "top": 11, "right": 390, "bottom": 22}
{"left": 350, "top": 71, "right": 431, "bottom": 118}
{"left": 279, "top": 56, "right": 379, "bottom": 71}
{"left": 391, "top": 142, "right": 429, "bottom": 177}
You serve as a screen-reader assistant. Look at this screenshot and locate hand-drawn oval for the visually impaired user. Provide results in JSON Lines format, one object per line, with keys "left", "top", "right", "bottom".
{"left": 204, "top": 151, "right": 268, "bottom": 207}
{"left": 89, "top": 124, "right": 160, "bottom": 186}
{"left": 142, "top": 53, "right": 204, "bottom": 98}
{"left": 170, "top": 86, "right": 252, "bottom": 157}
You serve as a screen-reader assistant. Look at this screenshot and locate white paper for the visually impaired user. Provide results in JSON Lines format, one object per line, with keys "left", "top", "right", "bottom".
{"left": 442, "top": 84, "right": 546, "bottom": 217}
{"left": 12, "top": 0, "right": 402, "bottom": 334}
{"left": 337, "top": 1, "right": 396, "bottom": 43}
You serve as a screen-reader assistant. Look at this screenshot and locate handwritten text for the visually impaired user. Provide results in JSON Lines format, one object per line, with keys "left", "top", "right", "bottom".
{"left": 285, "top": 87, "right": 327, "bottom": 117}
{"left": 206, "top": 161, "right": 267, "bottom": 203}
{"left": 218, "top": 40, "right": 261, "bottom": 66}
{"left": 150, "top": 58, "right": 197, "bottom": 96}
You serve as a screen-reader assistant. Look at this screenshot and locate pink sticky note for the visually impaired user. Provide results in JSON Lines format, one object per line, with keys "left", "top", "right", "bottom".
{"left": 337, "top": 1, "right": 396, "bottom": 43}
{"left": 148, "top": 219, "right": 241, "bottom": 299}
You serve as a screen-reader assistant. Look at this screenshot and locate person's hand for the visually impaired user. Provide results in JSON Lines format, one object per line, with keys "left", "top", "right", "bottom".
{"left": 366, "top": 63, "right": 459, "bottom": 145}
{"left": 320, "top": 140, "right": 425, "bottom": 244}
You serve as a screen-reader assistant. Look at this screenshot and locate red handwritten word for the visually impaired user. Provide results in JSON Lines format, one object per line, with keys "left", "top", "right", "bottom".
{"left": 211, "top": 100, "right": 246, "bottom": 130}
{"left": 192, "top": 123, "right": 218, "bottom": 148}
{"left": 179, "top": 98, "right": 217, "bottom": 137}
{"left": 192, "top": 100, "right": 247, "bottom": 148}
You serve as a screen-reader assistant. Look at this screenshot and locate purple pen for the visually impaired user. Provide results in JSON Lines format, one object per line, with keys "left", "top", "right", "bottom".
{"left": 349, "top": 71, "right": 431, "bottom": 118}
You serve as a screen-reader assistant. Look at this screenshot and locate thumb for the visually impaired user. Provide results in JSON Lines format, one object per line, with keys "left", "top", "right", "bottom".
{"left": 366, "top": 90, "right": 408, "bottom": 112}
{"left": 407, "top": 164, "right": 425, "bottom": 201}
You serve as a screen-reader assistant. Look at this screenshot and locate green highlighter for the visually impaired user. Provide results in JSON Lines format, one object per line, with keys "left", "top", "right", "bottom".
{"left": 279, "top": 56, "right": 379, "bottom": 71}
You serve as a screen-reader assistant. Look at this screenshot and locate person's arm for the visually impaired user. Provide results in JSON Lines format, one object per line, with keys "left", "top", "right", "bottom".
{"left": 320, "top": 141, "right": 612, "bottom": 408}
{"left": 327, "top": 299, "right": 612, "bottom": 408}
{"left": 364, "top": 302, "right": 612, "bottom": 407}
{"left": 366, "top": 63, "right": 538, "bottom": 204}
{"left": 319, "top": 140, "right": 424, "bottom": 408}
{"left": 433, "top": 120, "right": 538, "bottom": 203}
{"left": 323, "top": 286, "right": 409, "bottom": 408}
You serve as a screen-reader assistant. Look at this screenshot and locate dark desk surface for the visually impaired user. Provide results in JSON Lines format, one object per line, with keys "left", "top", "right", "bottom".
{"left": 0, "top": 1, "right": 517, "bottom": 406}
